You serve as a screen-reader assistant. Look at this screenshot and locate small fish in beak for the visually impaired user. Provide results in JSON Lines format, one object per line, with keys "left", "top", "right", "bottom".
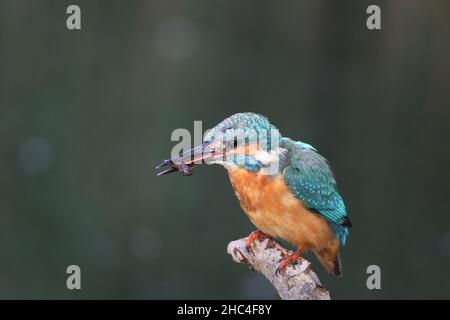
{"left": 156, "top": 142, "right": 215, "bottom": 176}
{"left": 155, "top": 159, "right": 195, "bottom": 176}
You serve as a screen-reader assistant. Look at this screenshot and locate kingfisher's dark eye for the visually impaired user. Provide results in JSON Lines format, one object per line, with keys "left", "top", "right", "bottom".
{"left": 221, "top": 124, "right": 234, "bottom": 133}
{"left": 233, "top": 137, "right": 238, "bottom": 148}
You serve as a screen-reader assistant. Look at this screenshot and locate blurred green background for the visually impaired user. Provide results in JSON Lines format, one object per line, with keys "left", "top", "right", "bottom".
{"left": 1, "top": 0, "right": 450, "bottom": 299}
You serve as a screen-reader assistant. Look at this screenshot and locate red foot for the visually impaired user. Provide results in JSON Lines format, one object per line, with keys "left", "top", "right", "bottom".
{"left": 275, "top": 248, "right": 302, "bottom": 275}
{"left": 246, "top": 230, "right": 266, "bottom": 248}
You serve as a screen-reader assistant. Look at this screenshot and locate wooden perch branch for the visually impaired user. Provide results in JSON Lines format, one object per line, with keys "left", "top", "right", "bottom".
{"left": 227, "top": 236, "right": 330, "bottom": 300}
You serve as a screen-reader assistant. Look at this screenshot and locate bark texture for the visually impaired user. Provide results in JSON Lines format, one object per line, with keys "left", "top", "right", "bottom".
{"left": 227, "top": 236, "right": 331, "bottom": 300}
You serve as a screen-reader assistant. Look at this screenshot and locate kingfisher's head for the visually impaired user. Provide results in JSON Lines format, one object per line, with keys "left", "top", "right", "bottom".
{"left": 157, "top": 113, "right": 285, "bottom": 176}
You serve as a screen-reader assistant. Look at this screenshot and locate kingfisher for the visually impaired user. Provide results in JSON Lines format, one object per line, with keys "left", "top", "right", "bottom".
{"left": 157, "top": 113, "right": 351, "bottom": 276}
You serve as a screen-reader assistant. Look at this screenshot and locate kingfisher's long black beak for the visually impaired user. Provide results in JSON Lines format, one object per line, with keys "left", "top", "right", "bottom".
{"left": 156, "top": 142, "right": 215, "bottom": 176}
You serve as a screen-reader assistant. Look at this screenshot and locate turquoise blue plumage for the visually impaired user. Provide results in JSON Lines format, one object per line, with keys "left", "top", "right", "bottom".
{"left": 280, "top": 138, "right": 350, "bottom": 246}
{"left": 205, "top": 113, "right": 351, "bottom": 245}
{"left": 158, "top": 112, "right": 351, "bottom": 275}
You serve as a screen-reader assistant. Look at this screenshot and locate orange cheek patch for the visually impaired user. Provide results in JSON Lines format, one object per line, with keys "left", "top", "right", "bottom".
{"left": 222, "top": 143, "right": 260, "bottom": 157}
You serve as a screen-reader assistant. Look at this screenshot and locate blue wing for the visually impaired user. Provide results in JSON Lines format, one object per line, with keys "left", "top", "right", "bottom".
{"left": 281, "top": 139, "right": 350, "bottom": 245}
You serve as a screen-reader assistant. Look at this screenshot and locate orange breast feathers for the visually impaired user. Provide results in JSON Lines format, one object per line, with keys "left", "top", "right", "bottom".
{"left": 227, "top": 167, "right": 339, "bottom": 255}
